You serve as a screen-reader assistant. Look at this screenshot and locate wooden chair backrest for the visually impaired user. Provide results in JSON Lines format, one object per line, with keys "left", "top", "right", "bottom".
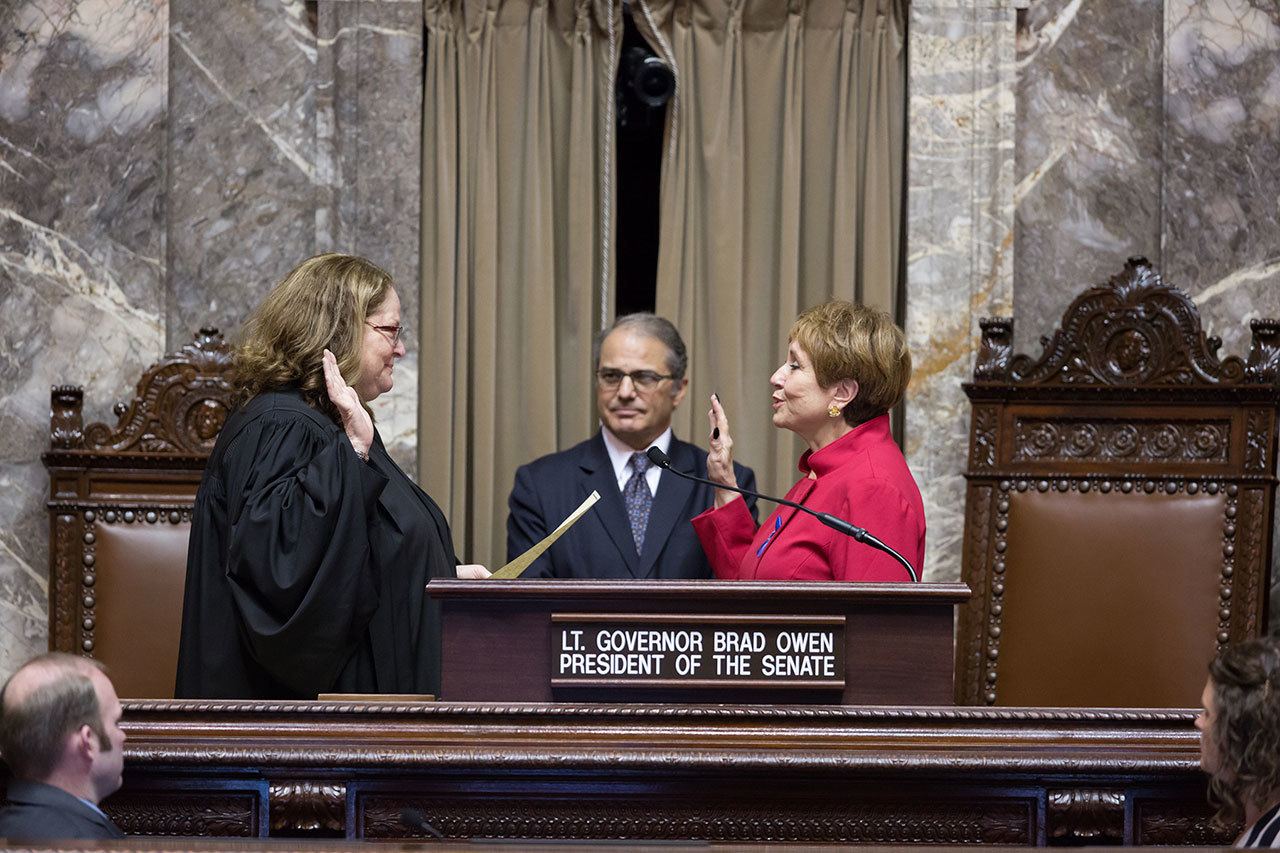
{"left": 957, "top": 258, "right": 1280, "bottom": 707}
{"left": 43, "top": 328, "right": 234, "bottom": 699}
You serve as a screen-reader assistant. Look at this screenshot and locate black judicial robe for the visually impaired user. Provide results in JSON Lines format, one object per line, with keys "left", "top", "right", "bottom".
{"left": 175, "top": 390, "right": 456, "bottom": 699}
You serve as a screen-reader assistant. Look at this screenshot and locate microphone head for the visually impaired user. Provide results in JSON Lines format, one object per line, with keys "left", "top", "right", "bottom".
{"left": 646, "top": 446, "right": 671, "bottom": 468}
{"left": 400, "top": 808, "right": 444, "bottom": 839}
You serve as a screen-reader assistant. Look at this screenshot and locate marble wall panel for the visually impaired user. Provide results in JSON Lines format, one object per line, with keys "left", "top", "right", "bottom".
{"left": 318, "top": 0, "right": 424, "bottom": 470}
{"left": 1013, "top": 0, "right": 1164, "bottom": 352}
{"left": 166, "top": 0, "right": 319, "bottom": 346}
{"left": 0, "top": 0, "right": 167, "bottom": 672}
{"left": 1165, "top": 0, "right": 1280, "bottom": 357}
{"left": 904, "top": 0, "right": 1017, "bottom": 583}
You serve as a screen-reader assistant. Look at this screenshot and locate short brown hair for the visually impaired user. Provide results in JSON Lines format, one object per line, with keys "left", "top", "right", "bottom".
{"left": 234, "top": 254, "right": 394, "bottom": 420}
{"left": 0, "top": 653, "right": 109, "bottom": 781}
{"left": 789, "top": 301, "right": 911, "bottom": 425}
{"left": 1206, "top": 637, "right": 1280, "bottom": 829}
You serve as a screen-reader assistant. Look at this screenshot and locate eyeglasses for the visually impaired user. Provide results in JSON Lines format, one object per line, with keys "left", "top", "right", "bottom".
{"left": 366, "top": 322, "right": 404, "bottom": 346}
{"left": 596, "top": 368, "right": 677, "bottom": 391}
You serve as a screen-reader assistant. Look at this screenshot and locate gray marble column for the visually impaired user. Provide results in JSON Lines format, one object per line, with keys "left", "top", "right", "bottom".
{"left": 904, "top": 0, "right": 1017, "bottom": 583}
{"left": 317, "top": 0, "right": 424, "bottom": 470}
{"left": 1165, "top": 0, "right": 1280, "bottom": 356}
{"left": 167, "top": 0, "right": 422, "bottom": 467}
{"left": 1014, "top": 0, "right": 1164, "bottom": 352}
{"left": 0, "top": 0, "right": 168, "bottom": 672}
{"left": 167, "top": 0, "right": 319, "bottom": 345}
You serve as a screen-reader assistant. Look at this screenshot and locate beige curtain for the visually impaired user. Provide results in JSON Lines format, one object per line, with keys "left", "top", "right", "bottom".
{"left": 421, "top": 0, "right": 621, "bottom": 566}
{"left": 635, "top": 0, "right": 906, "bottom": 495}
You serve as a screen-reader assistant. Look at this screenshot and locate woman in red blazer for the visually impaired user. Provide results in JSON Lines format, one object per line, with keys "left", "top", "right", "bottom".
{"left": 691, "top": 301, "right": 924, "bottom": 582}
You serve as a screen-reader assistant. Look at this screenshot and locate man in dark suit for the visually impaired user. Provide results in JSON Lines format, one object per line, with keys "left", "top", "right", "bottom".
{"left": 0, "top": 653, "right": 126, "bottom": 841}
{"left": 508, "top": 313, "right": 756, "bottom": 578}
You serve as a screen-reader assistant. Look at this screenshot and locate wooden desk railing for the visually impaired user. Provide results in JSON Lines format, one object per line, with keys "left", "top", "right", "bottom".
{"left": 89, "top": 701, "right": 1228, "bottom": 846}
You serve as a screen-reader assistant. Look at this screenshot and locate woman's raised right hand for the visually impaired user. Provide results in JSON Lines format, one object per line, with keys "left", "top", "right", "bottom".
{"left": 707, "top": 393, "right": 740, "bottom": 508}
{"left": 323, "top": 349, "right": 374, "bottom": 460}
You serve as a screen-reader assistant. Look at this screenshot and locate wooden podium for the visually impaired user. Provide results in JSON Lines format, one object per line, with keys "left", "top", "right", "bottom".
{"left": 429, "top": 579, "right": 969, "bottom": 704}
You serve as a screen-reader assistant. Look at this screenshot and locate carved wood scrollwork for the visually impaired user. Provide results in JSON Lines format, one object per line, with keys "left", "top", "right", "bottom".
{"left": 971, "top": 407, "right": 999, "bottom": 468}
{"left": 269, "top": 782, "right": 346, "bottom": 833}
{"left": 1246, "top": 319, "right": 1280, "bottom": 383}
{"left": 1135, "top": 801, "right": 1239, "bottom": 846}
{"left": 1046, "top": 788, "right": 1124, "bottom": 842}
{"left": 974, "top": 258, "right": 1270, "bottom": 388}
{"left": 50, "top": 385, "right": 85, "bottom": 448}
{"left": 105, "top": 792, "right": 257, "bottom": 836}
{"left": 55, "top": 327, "right": 235, "bottom": 455}
{"left": 959, "top": 485, "right": 994, "bottom": 704}
{"left": 1013, "top": 417, "right": 1229, "bottom": 464}
{"left": 360, "top": 795, "right": 1033, "bottom": 844}
{"left": 1236, "top": 488, "right": 1267, "bottom": 637}
{"left": 52, "top": 513, "right": 78, "bottom": 653}
{"left": 975, "top": 318, "right": 1014, "bottom": 381}
{"left": 1245, "top": 409, "right": 1270, "bottom": 471}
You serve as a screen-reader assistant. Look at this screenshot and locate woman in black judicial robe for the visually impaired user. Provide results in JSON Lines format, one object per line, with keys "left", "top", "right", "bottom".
{"left": 175, "top": 254, "right": 486, "bottom": 699}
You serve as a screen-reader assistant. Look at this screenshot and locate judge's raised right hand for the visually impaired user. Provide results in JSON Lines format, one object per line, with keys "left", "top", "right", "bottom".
{"left": 707, "top": 393, "right": 740, "bottom": 509}
{"left": 323, "top": 349, "right": 374, "bottom": 460}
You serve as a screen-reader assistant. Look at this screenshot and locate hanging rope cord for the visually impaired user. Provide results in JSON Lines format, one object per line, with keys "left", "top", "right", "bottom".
{"left": 599, "top": 4, "right": 617, "bottom": 331}
{"left": 598, "top": 0, "right": 681, "bottom": 330}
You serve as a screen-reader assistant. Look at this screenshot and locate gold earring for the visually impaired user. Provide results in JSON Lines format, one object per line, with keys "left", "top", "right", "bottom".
{"left": 828, "top": 404, "right": 841, "bottom": 418}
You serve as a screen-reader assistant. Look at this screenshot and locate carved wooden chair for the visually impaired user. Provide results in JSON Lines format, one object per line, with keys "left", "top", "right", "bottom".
{"left": 43, "top": 329, "right": 234, "bottom": 699}
{"left": 957, "top": 258, "right": 1280, "bottom": 707}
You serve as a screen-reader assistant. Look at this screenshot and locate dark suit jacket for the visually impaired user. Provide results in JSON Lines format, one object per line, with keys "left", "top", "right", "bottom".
{"left": 507, "top": 432, "right": 757, "bottom": 578}
{"left": 0, "top": 780, "right": 125, "bottom": 841}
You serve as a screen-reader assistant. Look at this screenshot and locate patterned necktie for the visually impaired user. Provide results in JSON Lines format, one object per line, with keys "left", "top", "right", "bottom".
{"left": 623, "top": 452, "right": 653, "bottom": 555}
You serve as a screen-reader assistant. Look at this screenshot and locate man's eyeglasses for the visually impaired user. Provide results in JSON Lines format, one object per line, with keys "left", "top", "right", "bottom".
{"left": 596, "top": 368, "right": 677, "bottom": 391}
{"left": 366, "top": 322, "right": 404, "bottom": 346}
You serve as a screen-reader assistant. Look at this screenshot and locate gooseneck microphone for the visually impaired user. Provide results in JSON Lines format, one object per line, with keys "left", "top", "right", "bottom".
{"left": 400, "top": 808, "right": 446, "bottom": 840}
{"left": 646, "top": 446, "right": 919, "bottom": 583}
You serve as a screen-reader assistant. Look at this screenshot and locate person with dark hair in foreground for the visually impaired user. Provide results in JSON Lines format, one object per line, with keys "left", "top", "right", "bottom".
{"left": 176, "top": 254, "right": 484, "bottom": 699}
{"left": 0, "top": 653, "right": 126, "bottom": 841}
{"left": 694, "top": 300, "right": 924, "bottom": 582}
{"left": 1199, "top": 636, "right": 1280, "bottom": 847}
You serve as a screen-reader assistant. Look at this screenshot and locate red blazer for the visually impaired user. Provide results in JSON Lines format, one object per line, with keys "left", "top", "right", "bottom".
{"left": 691, "top": 414, "right": 925, "bottom": 582}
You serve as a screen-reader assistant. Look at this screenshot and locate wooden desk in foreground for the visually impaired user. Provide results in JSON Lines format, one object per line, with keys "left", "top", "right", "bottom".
{"left": 102, "top": 701, "right": 1226, "bottom": 846}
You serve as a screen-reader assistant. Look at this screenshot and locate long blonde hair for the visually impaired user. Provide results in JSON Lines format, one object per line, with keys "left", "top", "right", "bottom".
{"left": 235, "top": 254, "right": 393, "bottom": 419}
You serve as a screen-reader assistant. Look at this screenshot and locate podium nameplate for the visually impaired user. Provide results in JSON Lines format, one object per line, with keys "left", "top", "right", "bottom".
{"left": 551, "top": 613, "right": 845, "bottom": 690}
{"left": 430, "top": 579, "right": 968, "bottom": 704}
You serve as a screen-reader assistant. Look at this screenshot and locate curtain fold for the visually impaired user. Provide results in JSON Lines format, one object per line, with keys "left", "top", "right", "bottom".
{"left": 635, "top": 0, "right": 906, "bottom": 497}
{"left": 422, "top": 0, "right": 620, "bottom": 567}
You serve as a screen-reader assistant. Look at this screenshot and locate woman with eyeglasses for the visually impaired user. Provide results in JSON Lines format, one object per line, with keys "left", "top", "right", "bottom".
{"left": 1197, "top": 637, "right": 1280, "bottom": 847}
{"left": 176, "top": 254, "right": 485, "bottom": 699}
{"left": 692, "top": 300, "right": 924, "bottom": 582}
